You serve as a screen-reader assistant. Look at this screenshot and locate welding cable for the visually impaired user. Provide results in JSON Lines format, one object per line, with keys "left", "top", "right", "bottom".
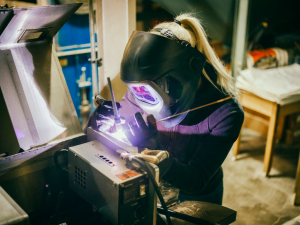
{"left": 130, "top": 157, "right": 172, "bottom": 225}
{"left": 54, "top": 149, "right": 69, "bottom": 173}
{"left": 156, "top": 96, "right": 232, "bottom": 123}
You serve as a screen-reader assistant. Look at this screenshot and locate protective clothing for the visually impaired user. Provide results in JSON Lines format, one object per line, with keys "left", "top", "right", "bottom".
{"left": 123, "top": 112, "right": 160, "bottom": 150}
{"left": 84, "top": 100, "right": 124, "bottom": 133}
{"left": 120, "top": 31, "right": 206, "bottom": 128}
{"left": 118, "top": 65, "right": 244, "bottom": 198}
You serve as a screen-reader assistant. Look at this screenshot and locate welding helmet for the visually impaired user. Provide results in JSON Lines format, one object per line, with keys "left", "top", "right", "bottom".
{"left": 120, "top": 30, "right": 206, "bottom": 128}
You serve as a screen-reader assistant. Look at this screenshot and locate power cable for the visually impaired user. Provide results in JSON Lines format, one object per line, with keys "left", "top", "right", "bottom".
{"left": 131, "top": 157, "right": 172, "bottom": 225}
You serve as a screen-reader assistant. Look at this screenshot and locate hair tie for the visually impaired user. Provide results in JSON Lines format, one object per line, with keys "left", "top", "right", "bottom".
{"left": 174, "top": 19, "right": 181, "bottom": 26}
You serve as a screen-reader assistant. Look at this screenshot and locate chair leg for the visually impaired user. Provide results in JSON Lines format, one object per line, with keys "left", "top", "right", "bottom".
{"left": 263, "top": 103, "right": 279, "bottom": 176}
{"left": 231, "top": 131, "right": 242, "bottom": 161}
{"left": 275, "top": 116, "right": 285, "bottom": 142}
{"left": 294, "top": 152, "right": 300, "bottom": 205}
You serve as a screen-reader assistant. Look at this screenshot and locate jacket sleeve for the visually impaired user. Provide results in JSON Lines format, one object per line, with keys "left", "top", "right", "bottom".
{"left": 119, "top": 90, "right": 144, "bottom": 123}
{"left": 159, "top": 107, "right": 244, "bottom": 194}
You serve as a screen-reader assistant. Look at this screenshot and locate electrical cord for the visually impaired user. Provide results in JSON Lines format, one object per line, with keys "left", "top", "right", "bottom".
{"left": 54, "top": 149, "right": 69, "bottom": 173}
{"left": 130, "top": 157, "right": 172, "bottom": 225}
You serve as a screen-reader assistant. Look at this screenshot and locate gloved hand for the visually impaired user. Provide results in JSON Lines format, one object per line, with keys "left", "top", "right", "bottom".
{"left": 120, "top": 149, "right": 169, "bottom": 164}
{"left": 123, "top": 112, "right": 160, "bottom": 150}
{"left": 83, "top": 100, "right": 125, "bottom": 133}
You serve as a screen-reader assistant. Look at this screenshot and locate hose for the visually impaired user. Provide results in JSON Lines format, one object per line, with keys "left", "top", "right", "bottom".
{"left": 131, "top": 157, "right": 172, "bottom": 225}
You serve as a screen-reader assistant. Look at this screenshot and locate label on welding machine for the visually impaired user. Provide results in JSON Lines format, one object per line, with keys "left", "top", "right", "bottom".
{"left": 117, "top": 170, "right": 141, "bottom": 180}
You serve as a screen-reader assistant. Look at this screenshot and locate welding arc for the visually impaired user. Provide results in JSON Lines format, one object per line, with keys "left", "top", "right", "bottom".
{"left": 156, "top": 96, "right": 232, "bottom": 123}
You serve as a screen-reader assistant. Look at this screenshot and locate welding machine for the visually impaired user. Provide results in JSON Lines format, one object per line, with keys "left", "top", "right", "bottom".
{"left": 68, "top": 128, "right": 158, "bottom": 225}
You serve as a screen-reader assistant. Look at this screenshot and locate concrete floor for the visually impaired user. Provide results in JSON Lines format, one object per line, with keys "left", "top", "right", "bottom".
{"left": 223, "top": 128, "right": 300, "bottom": 225}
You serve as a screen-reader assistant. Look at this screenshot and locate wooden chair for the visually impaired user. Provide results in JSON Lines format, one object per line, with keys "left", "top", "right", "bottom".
{"left": 232, "top": 91, "right": 300, "bottom": 176}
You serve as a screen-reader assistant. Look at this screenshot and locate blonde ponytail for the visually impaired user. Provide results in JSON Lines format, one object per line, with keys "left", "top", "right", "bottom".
{"left": 151, "top": 13, "right": 239, "bottom": 97}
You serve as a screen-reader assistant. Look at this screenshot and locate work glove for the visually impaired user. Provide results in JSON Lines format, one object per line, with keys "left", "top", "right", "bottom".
{"left": 120, "top": 149, "right": 169, "bottom": 164}
{"left": 83, "top": 100, "right": 125, "bottom": 133}
{"left": 123, "top": 112, "right": 160, "bottom": 150}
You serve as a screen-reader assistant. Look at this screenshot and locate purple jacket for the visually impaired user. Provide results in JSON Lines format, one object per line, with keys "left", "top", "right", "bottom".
{"left": 119, "top": 68, "right": 244, "bottom": 196}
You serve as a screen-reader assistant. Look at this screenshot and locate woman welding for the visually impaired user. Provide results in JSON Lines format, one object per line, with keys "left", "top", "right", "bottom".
{"left": 85, "top": 13, "right": 244, "bottom": 205}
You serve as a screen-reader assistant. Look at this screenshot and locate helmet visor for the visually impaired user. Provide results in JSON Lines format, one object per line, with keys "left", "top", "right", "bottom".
{"left": 154, "top": 75, "right": 183, "bottom": 106}
{"left": 128, "top": 85, "right": 159, "bottom": 105}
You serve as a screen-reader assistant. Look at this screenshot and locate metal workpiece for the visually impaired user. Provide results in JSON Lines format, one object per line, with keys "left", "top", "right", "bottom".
{"left": 87, "top": 127, "right": 138, "bottom": 153}
{"left": 0, "top": 4, "right": 83, "bottom": 152}
{"left": 0, "top": 187, "right": 29, "bottom": 225}
{"left": 0, "top": 4, "right": 81, "bottom": 48}
{"left": 0, "top": 43, "right": 83, "bottom": 151}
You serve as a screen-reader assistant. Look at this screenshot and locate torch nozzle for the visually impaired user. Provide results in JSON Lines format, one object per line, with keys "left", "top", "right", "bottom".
{"left": 107, "top": 77, "right": 121, "bottom": 126}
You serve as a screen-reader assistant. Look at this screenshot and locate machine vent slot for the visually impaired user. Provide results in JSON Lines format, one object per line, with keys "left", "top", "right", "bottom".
{"left": 95, "top": 154, "right": 116, "bottom": 167}
{"left": 74, "top": 166, "right": 86, "bottom": 189}
{"left": 17, "top": 27, "right": 52, "bottom": 43}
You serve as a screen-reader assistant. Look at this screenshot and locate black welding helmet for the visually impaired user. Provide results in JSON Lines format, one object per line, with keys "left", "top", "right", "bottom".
{"left": 120, "top": 30, "right": 206, "bottom": 128}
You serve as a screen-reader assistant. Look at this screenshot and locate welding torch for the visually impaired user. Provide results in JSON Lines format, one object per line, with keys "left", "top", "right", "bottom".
{"left": 107, "top": 77, "right": 123, "bottom": 132}
{"left": 94, "top": 78, "right": 123, "bottom": 133}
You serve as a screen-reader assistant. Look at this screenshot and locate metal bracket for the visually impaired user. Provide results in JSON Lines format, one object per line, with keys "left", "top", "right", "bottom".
{"left": 88, "top": 58, "right": 102, "bottom": 67}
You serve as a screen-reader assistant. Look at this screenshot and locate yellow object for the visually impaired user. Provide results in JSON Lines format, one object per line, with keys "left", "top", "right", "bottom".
{"left": 140, "top": 184, "right": 146, "bottom": 196}
{"left": 59, "top": 58, "right": 68, "bottom": 67}
{"left": 119, "top": 149, "right": 169, "bottom": 164}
